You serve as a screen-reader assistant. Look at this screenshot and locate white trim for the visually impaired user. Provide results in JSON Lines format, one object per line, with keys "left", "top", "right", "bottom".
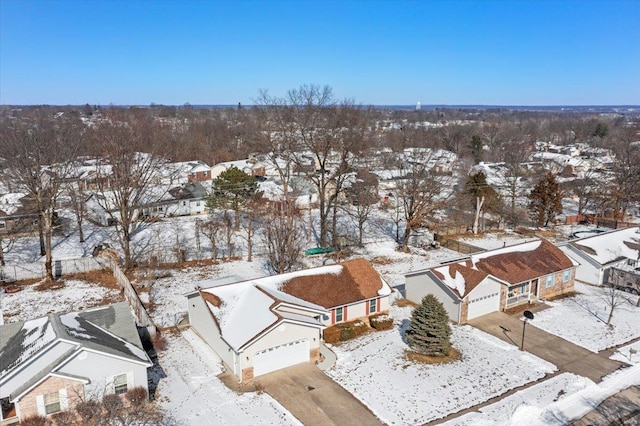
{"left": 36, "top": 394, "right": 45, "bottom": 416}
{"left": 10, "top": 371, "right": 87, "bottom": 402}
{"left": 56, "top": 347, "right": 153, "bottom": 371}
{"left": 59, "top": 388, "right": 68, "bottom": 410}
{"left": 237, "top": 318, "right": 324, "bottom": 352}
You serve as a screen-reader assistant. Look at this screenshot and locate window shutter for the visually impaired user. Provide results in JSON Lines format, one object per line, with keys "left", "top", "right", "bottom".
{"left": 59, "top": 389, "right": 68, "bottom": 410}
{"left": 36, "top": 394, "right": 46, "bottom": 416}
{"left": 105, "top": 376, "right": 115, "bottom": 394}
{"left": 126, "top": 371, "right": 135, "bottom": 391}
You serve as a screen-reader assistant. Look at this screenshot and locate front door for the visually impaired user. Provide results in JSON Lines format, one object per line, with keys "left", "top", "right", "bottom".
{"left": 531, "top": 279, "right": 539, "bottom": 298}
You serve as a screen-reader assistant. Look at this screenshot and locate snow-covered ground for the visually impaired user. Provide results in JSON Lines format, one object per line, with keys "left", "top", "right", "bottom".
{"left": 1, "top": 278, "right": 121, "bottom": 323}
{"left": 611, "top": 340, "right": 640, "bottom": 365}
{"left": 443, "top": 373, "right": 594, "bottom": 426}
{"left": 457, "top": 231, "right": 531, "bottom": 250}
{"left": 325, "top": 304, "right": 556, "bottom": 425}
{"left": 155, "top": 329, "right": 299, "bottom": 425}
{"left": 530, "top": 283, "right": 640, "bottom": 352}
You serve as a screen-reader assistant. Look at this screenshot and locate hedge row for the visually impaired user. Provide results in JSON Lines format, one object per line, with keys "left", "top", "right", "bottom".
{"left": 323, "top": 320, "right": 369, "bottom": 344}
{"left": 369, "top": 313, "right": 394, "bottom": 330}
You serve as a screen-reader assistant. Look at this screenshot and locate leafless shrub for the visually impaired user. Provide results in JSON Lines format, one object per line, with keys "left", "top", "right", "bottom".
{"left": 125, "top": 387, "right": 148, "bottom": 407}
{"left": 18, "top": 415, "right": 50, "bottom": 426}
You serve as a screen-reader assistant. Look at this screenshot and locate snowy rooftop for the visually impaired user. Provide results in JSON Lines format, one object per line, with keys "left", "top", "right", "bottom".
{"left": 570, "top": 227, "right": 640, "bottom": 265}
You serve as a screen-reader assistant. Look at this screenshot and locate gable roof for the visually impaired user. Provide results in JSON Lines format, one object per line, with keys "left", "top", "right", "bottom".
{"left": 197, "top": 258, "right": 391, "bottom": 351}
{"left": 425, "top": 239, "right": 575, "bottom": 297}
{"left": 569, "top": 227, "right": 640, "bottom": 266}
{"left": 0, "top": 303, "right": 151, "bottom": 380}
{"left": 279, "top": 258, "right": 392, "bottom": 308}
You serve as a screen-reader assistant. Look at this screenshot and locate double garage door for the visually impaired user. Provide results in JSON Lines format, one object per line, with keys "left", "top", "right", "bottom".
{"left": 253, "top": 339, "right": 310, "bottom": 377}
{"left": 467, "top": 291, "right": 500, "bottom": 320}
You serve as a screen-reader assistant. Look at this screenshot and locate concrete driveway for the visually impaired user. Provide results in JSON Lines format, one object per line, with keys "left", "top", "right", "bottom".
{"left": 469, "top": 312, "right": 624, "bottom": 382}
{"left": 257, "top": 363, "right": 382, "bottom": 426}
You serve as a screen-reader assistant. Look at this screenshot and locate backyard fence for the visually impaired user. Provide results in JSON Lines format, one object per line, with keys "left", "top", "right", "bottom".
{"left": 437, "top": 238, "right": 485, "bottom": 255}
{"left": 107, "top": 259, "right": 158, "bottom": 338}
{"left": 0, "top": 257, "right": 109, "bottom": 282}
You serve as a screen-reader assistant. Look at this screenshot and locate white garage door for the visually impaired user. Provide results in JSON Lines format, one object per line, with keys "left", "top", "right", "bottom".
{"left": 467, "top": 291, "right": 500, "bottom": 320}
{"left": 253, "top": 339, "right": 310, "bottom": 377}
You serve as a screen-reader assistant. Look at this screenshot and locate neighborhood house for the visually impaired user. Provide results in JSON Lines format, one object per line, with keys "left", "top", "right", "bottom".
{"left": 0, "top": 303, "right": 152, "bottom": 425}
{"left": 405, "top": 239, "right": 577, "bottom": 324}
{"left": 187, "top": 258, "right": 392, "bottom": 381}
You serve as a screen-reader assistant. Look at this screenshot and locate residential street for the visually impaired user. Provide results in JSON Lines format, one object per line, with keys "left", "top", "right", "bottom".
{"left": 469, "top": 312, "right": 625, "bottom": 382}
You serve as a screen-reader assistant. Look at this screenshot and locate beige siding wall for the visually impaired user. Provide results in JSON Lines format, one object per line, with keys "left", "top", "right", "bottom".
{"left": 406, "top": 273, "right": 461, "bottom": 323}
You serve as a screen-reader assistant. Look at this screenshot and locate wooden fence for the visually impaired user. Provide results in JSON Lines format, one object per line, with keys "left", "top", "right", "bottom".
{"left": 565, "top": 214, "right": 637, "bottom": 229}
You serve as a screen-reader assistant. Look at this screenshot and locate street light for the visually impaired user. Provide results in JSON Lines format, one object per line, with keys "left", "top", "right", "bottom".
{"left": 520, "top": 310, "right": 534, "bottom": 351}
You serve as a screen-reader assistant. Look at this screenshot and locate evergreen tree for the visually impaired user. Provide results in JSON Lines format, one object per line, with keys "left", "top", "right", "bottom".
{"left": 406, "top": 295, "right": 452, "bottom": 357}
{"left": 469, "top": 135, "right": 483, "bottom": 164}
{"left": 528, "top": 171, "right": 563, "bottom": 227}
{"left": 207, "top": 166, "right": 259, "bottom": 229}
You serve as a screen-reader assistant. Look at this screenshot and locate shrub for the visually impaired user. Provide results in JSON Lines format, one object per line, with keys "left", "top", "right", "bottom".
{"left": 323, "top": 326, "right": 341, "bottom": 344}
{"left": 125, "top": 387, "right": 148, "bottom": 407}
{"left": 370, "top": 313, "right": 394, "bottom": 330}
{"left": 351, "top": 320, "right": 368, "bottom": 337}
{"left": 51, "top": 410, "right": 75, "bottom": 426}
{"left": 102, "top": 394, "right": 123, "bottom": 417}
{"left": 75, "top": 400, "right": 101, "bottom": 421}
{"left": 339, "top": 326, "right": 355, "bottom": 341}
{"left": 151, "top": 333, "right": 168, "bottom": 352}
{"left": 19, "top": 415, "right": 50, "bottom": 426}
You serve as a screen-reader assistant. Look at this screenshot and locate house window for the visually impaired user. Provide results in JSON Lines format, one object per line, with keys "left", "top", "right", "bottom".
{"left": 335, "top": 307, "right": 344, "bottom": 322}
{"left": 0, "top": 221, "right": 5, "bottom": 229}
{"left": 196, "top": 201, "right": 201, "bottom": 206}
{"left": 545, "top": 275, "right": 555, "bottom": 288}
{"left": 114, "top": 373, "right": 128, "bottom": 395}
{"left": 44, "top": 392, "right": 61, "bottom": 414}
{"left": 563, "top": 270, "right": 571, "bottom": 283}
{"left": 368, "top": 299, "right": 377, "bottom": 314}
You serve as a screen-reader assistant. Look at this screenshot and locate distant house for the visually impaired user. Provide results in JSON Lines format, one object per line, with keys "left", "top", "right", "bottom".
{"left": 0, "top": 194, "right": 40, "bottom": 237}
{"left": 0, "top": 303, "right": 152, "bottom": 425}
{"left": 559, "top": 227, "right": 640, "bottom": 286}
{"left": 406, "top": 239, "right": 577, "bottom": 324}
{"left": 187, "top": 162, "right": 212, "bottom": 183}
{"left": 187, "top": 258, "right": 392, "bottom": 381}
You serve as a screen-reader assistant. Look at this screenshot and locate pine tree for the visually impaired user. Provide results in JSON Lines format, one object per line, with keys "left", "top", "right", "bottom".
{"left": 528, "top": 172, "right": 563, "bottom": 227}
{"left": 207, "top": 166, "right": 260, "bottom": 229}
{"left": 406, "top": 295, "right": 452, "bottom": 357}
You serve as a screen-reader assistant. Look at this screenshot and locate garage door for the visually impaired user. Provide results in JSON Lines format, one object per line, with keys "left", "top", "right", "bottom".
{"left": 253, "top": 339, "right": 310, "bottom": 377}
{"left": 467, "top": 291, "right": 500, "bottom": 320}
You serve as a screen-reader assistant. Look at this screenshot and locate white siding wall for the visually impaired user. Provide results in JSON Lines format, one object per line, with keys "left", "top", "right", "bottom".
{"left": 0, "top": 341, "right": 76, "bottom": 399}
{"left": 559, "top": 245, "right": 601, "bottom": 285}
{"left": 187, "top": 294, "right": 235, "bottom": 370}
{"left": 240, "top": 323, "right": 320, "bottom": 371}
{"left": 406, "top": 272, "right": 461, "bottom": 323}
{"left": 57, "top": 351, "right": 148, "bottom": 396}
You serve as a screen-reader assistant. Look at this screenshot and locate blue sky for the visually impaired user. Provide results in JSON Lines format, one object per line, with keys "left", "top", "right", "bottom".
{"left": 1, "top": 0, "right": 638, "bottom": 106}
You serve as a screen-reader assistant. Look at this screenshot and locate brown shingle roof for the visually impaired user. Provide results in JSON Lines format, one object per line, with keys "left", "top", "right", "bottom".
{"left": 474, "top": 239, "right": 573, "bottom": 284}
{"left": 431, "top": 263, "right": 489, "bottom": 298}
{"left": 280, "top": 258, "right": 388, "bottom": 309}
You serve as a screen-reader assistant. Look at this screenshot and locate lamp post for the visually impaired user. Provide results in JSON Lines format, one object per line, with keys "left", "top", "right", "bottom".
{"left": 520, "top": 310, "right": 534, "bottom": 351}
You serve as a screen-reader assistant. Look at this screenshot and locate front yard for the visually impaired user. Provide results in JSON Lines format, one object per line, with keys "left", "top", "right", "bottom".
{"left": 530, "top": 283, "right": 640, "bottom": 352}
{"left": 325, "top": 304, "right": 557, "bottom": 425}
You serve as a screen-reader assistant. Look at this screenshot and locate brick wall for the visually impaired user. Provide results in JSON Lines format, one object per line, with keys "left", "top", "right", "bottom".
{"left": 18, "top": 376, "right": 84, "bottom": 419}
{"left": 539, "top": 269, "right": 575, "bottom": 299}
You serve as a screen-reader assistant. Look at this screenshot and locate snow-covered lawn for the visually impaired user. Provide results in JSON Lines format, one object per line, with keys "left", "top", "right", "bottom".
{"left": 155, "top": 329, "right": 299, "bottom": 425}
{"left": 325, "top": 304, "right": 556, "bottom": 425}
{"left": 611, "top": 340, "right": 640, "bottom": 365}
{"left": 457, "top": 231, "right": 531, "bottom": 251}
{"left": 531, "top": 283, "right": 640, "bottom": 352}
{"left": 1, "top": 279, "right": 121, "bottom": 323}
{"left": 443, "top": 373, "right": 594, "bottom": 426}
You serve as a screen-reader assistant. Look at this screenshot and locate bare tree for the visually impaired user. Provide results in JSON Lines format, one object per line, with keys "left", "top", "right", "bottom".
{"left": 221, "top": 211, "right": 235, "bottom": 259}
{"left": 601, "top": 283, "right": 629, "bottom": 327}
{"left": 200, "top": 217, "right": 222, "bottom": 260}
{"left": 0, "top": 112, "right": 81, "bottom": 280}
{"left": 396, "top": 150, "right": 451, "bottom": 250}
{"left": 65, "top": 180, "right": 87, "bottom": 243}
{"left": 275, "top": 84, "right": 369, "bottom": 247}
{"left": 0, "top": 233, "right": 16, "bottom": 267}
{"left": 90, "top": 111, "right": 173, "bottom": 269}
{"left": 263, "top": 204, "right": 305, "bottom": 274}
{"left": 343, "top": 169, "right": 379, "bottom": 246}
